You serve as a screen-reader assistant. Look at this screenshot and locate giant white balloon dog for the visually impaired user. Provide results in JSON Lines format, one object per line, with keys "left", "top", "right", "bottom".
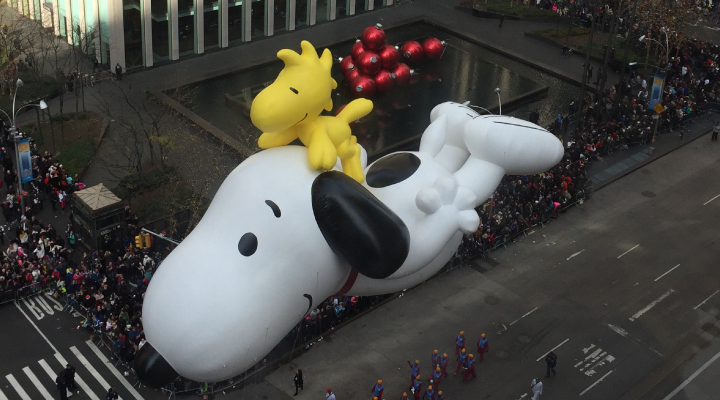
{"left": 135, "top": 102, "right": 564, "bottom": 386}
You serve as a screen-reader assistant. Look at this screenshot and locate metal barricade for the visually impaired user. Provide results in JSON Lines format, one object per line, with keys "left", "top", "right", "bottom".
{"left": 15, "top": 282, "right": 49, "bottom": 301}
{"left": 0, "top": 288, "right": 15, "bottom": 305}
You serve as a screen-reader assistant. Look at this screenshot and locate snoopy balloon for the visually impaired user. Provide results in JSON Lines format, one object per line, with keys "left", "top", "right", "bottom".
{"left": 135, "top": 99, "right": 564, "bottom": 386}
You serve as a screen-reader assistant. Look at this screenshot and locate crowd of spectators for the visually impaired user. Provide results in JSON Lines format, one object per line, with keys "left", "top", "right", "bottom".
{"left": 458, "top": 25, "right": 720, "bottom": 259}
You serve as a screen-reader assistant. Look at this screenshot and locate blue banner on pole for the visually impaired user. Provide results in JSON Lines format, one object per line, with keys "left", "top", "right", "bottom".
{"left": 18, "top": 138, "right": 33, "bottom": 183}
{"left": 648, "top": 73, "right": 665, "bottom": 110}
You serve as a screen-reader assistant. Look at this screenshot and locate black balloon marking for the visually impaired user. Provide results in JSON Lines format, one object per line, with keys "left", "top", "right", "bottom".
{"left": 290, "top": 87, "right": 299, "bottom": 94}
{"left": 303, "top": 294, "right": 313, "bottom": 315}
{"left": 366, "top": 153, "right": 421, "bottom": 188}
{"left": 265, "top": 200, "right": 281, "bottom": 217}
{"left": 238, "top": 233, "right": 258, "bottom": 256}
{"left": 312, "top": 171, "right": 409, "bottom": 279}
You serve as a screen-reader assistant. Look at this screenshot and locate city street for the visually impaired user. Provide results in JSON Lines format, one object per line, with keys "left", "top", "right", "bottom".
{"left": 252, "top": 134, "right": 720, "bottom": 400}
{"left": 0, "top": 295, "right": 163, "bottom": 400}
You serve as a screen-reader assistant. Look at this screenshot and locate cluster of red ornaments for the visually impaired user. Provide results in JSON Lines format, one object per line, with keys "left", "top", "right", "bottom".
{"left": 338, "top": 23, "right": 446, "bottom": 98}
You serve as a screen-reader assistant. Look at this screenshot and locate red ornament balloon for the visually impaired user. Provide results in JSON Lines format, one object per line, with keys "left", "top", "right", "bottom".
{"left": 356, "top": 51, "right": 381, "bottom": 76}
{"left": 339, "top": 56, "right": 356, "bottom": 75}
{"left": 391, "top": 63, "right": 412, "bottom": 85}
{"left": 361, "top": 23, "right": 387, "bottom": 51}
{"left": 401, "top": 41, "right": 424, "bottom": 64}
{"left": 351, "top": 40, "right": 366, "bottom": 61}
{"left": 351, "top": 75, "right": 376, "bottom": 98}
{"left": 423, "top": 38, "right": 445, "bottom": 61}
{"left": 344, "top": 68, "right": 360, "bottom": 83}
{"left": 374, "top": 69, "right": 395, "bottom": 93}
{"left": 378, "top": 44, "right": 400, "bottom": 70}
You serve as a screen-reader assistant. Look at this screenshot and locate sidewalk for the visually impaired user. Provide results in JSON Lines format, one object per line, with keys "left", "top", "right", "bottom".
{"left": 587, "top": 114, "right": 716, "bottom": 189}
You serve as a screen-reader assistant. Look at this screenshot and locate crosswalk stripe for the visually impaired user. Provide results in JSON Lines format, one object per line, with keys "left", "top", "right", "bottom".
{"left": 22, "top": 367, "right": 54, "bottom": 400}
{"left": 0, "top": 387, "right": 9, "bottom": 400}
{"left": 69, "top": 346, "right": 124, "bottom": 400}
{"left": 5, "top": 374, "right": 32, "bottom": 400}
{"left": 48, "top": 355, "right": 102, "bottom": 400}
{"left": 85, "top": 341, "right": 145, "bottom": 400}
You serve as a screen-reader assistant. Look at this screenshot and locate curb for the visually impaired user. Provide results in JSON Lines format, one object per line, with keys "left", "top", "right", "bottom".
{"left": 593, "top": 124, "right": 713, "bottom": 192}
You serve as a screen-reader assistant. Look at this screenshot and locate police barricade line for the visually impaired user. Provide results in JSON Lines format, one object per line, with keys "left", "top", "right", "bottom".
{"left": 15, "top": 281, "right": 51, "bottom": 302}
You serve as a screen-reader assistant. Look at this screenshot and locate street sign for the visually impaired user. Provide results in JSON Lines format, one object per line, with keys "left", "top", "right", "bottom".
{"left": 653, "top": 103, "right": 665, "bottom": 114}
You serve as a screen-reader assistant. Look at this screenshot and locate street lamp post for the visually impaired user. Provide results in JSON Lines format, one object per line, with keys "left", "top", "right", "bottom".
{"left": 494, "top": 87, "right": 502, "bottom": 115}
{"left": 639, "top": 35, "right": 668, "bottom": 64}
{"left": 0, "top": 78, "right": 49, "bottom": 217}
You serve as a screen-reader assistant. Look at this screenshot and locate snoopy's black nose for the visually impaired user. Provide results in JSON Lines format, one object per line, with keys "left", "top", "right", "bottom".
{"left": 135, "top": 343, "right": 178, "bottom": 388}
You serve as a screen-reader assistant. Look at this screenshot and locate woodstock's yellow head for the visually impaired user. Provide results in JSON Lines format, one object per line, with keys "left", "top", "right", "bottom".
{"left": 251, "top": 41, "right": 337, "bottom": 133}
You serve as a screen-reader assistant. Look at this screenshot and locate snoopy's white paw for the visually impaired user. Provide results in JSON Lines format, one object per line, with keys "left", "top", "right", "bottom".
{"left": 415, "top": 177, "right": 479, "bottom": 234}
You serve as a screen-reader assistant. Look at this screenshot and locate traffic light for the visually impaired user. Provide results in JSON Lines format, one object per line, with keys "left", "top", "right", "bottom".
{"left": 142, "top": 233, "right": 152, "bottom": 248}
{"left": 135, "top": 235, "right": 144, "bottom": 249}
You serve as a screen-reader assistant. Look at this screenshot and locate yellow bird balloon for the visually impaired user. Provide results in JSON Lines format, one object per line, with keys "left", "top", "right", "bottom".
{"left": 250, "top": 40, "right": 373, "bottom": 183}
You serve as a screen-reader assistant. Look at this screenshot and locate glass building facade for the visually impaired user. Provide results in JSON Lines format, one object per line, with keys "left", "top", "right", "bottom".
{"left": 11, "top": 0, "right": 392, "bottom": 70}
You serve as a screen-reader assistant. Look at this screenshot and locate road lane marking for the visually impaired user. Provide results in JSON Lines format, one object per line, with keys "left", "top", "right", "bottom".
{"left": 13, "top": 302, "right": 59, "bottom": 353}
{"left": 693, "top": 290, "right": 720, "bottom": 310}
{"left": 42, "top": 358, "right": 101, "bottom": 400}
{"left": 5, "top": 374, "right": 32, "bottom": 400}
{"left": 85, "top": 341, "right": 145, "bottom": 400}
{"left": 703, "top": 193, "right": 720, "bottom": 205}
{"left": 617, "top": 244, "right": 639, "bottom": 258}
{"left": 22, "top": 367, "right": 53, "bottom": 400}
{"left": 0, "top": 388, "right": 8, "bottom": 400}
{"left": 580, "top": 369, "right": 614, "bottom": 396}
{"left": 567, "top": 249, "right": 585, "bottom": 260}
{"left": 536, "top": 339, "right": 570, "bottom": 361}
{"left": 654, "top": 264, "right": 681, "bottom": 281}
{"left": 509, "top": 307, "right": 539, "bottom": 325}
{"left": 629, "top": 289, "right": 674, "bottom": 321}
{"left": 662, "top": 349, "right": 720, "bottom": 399}
{"left": 69, "top": 346, "right": 123, "bottom": 400}
{"left": 607, "top": 324, "right": 629, "bottom": 337}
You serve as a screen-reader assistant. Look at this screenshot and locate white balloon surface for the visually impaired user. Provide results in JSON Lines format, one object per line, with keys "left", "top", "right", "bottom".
{"left": 136, "top": 102, "right": 564, "bottom": 386}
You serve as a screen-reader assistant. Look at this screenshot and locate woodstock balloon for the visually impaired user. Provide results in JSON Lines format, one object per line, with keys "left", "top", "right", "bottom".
{"left": 251, "top": 40, "right": 373, "bottom": 183}
{"left": 135, "top": 102, "right": 565, "bottom": 387}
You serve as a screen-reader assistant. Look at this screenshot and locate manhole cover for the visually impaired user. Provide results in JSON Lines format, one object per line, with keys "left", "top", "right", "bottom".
{"left": 642, "top": 191, "right": 656, "bottom": 198}
{"left": 495, "top": 350, "right": 509, "bottom": 359}
{"left": 518, "top": 335, "right": 531, "bottom": 344}
{"left": 641, "top": 169, "right": 653, "bottom": 174}
{"left": 485, "top": 296, "right": 499, "bottom": 305}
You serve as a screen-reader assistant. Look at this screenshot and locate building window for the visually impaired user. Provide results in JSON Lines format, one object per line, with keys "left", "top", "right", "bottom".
{"left": 295, "top": 0, "right": 308, "bottom": 29}
{"left": 151, "top": 0, "right": 170, "bottom": 63}
{"left": 316, "top": 0, "right": 329, "bottom": 23}
{"left": 178, "top": 0, "right": 195, "bottom": 55}
{"left": 228, "top": 0, "right": 244, "bottom": 43}
{"left": 203, "top": 0, "right": 219, "bottom": 49}
{"left": 84, "top": 0, "right": 95, "bottom": 57}
{"left": 123, "top": 0, "right": 143, "bottom": 67}
{"left": 354, "top": 0, "right": 366, "bottom": 14}
{"left": 337, "top": 0, "right": 349, "bottom": 18}
{"left": 250, "top": 0, "right": 265, "bottom": 39}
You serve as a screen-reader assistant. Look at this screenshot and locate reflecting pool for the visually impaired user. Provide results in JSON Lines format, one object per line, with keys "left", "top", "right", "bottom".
{"left": 174, "top": 22, "right": 580, "bottom": 160}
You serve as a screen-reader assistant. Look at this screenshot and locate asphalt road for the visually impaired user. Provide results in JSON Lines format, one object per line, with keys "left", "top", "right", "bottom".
{"left": 1, "top": 136, "right": 718, "bottom": 400}
{"left": 253, "top": 132, "right": 720, "bottom": 400}
{"left": 0, "top": 295, "right": 166, "bottom": 400}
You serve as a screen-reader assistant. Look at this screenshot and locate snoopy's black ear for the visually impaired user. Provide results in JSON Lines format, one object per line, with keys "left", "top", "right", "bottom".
{"left": 312, "top": 171, "right": 409, "bottom": 279}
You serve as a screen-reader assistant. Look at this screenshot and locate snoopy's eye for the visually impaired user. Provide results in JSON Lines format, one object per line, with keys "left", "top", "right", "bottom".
{"left": 238, "top": 233, "right": 258, "bottom": 256}
{"left": 290, "top": 87, "right": 299, "bottom": 94}
{"left": 265, "top": 200, "right": 281, "bottom": 217}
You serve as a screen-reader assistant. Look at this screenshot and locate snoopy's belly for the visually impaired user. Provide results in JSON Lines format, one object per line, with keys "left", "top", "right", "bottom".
{"left": 346, "top": 231, "right": 463, "bottom": 296}
{"left": 363, "top": 152, "right": 463, "bottom": 280}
